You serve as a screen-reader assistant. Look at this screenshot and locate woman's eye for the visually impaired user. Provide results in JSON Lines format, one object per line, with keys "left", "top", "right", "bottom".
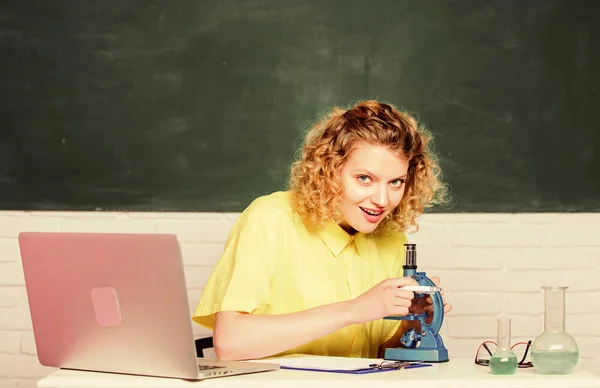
{"left": 390, "top": 179, "right": 405, "bottom": 187}
{"left": 357, "top": 175, "right": 371, "bottom": 183}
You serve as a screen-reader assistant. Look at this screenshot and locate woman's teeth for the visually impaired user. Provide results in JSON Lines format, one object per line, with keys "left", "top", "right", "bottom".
{"left": 360, "top": 207, "right": 382, "bottom": 216}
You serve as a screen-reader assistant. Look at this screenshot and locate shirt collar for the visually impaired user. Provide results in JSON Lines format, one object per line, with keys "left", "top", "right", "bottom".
{"left": 319, "top": 221, "right": 371, "bottom": 257}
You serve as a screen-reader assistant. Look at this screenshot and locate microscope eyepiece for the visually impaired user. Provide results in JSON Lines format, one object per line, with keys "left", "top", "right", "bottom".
{"left": 403, "top": 243, "right": 417, "bottom": 269}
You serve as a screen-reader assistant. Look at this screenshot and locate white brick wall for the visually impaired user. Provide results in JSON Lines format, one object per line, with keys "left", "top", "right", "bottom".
{"left": 0, "top": 211, "right": 599, "bottom": 388}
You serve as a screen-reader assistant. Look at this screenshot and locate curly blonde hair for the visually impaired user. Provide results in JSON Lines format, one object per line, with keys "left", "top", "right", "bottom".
{"left": 288, "top": 100, "right": 449, "bottom": 233}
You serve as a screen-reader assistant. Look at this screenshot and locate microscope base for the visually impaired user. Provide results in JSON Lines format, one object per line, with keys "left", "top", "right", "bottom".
{"left": 384, "top": 347, "right": 449, "bottom": 363}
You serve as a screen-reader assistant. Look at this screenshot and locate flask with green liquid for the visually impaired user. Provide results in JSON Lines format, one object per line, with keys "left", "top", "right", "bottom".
{"left": 490, "top": 317, "right": 518, "bottom": 375}
{"left": 531, "top": 286, "right": 579, "bottom": 374}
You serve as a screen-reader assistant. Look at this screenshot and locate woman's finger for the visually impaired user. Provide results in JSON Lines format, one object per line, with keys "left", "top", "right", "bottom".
{"left": 423, "top": 303, "right": 452, "bottom": 315}
{"left": 392, "top": 306, "right": 410, "bottom": 316}
{"left": 393, "top": 298, "right": 412, "bottom": 308}
{"left": 395, "top": 289, "right": 415, "bottom": 300}
{"left": 444, "top": 303, "right": 453, "bottom": 314}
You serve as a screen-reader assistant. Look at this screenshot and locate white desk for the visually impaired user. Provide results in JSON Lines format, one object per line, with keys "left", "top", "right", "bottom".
{"left": 37, "top": 359, "right": 600, "bottom": 388}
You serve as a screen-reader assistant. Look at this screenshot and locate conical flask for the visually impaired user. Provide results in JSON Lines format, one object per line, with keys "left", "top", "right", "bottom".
{"left": 489, "top": 317, "right": 517, "bottom": 375}
{"left": 531, "top": 286, "right": 579, "bottom": 374}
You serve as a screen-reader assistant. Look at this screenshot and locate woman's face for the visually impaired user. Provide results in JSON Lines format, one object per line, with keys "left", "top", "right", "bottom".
{"left": 338, "top": 141, "right": 408, "bottom": 234}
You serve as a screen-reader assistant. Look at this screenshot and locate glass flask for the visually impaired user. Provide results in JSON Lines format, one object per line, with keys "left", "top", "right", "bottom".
{"left": 489, "top": 317, "right": 518, "bottom": 375}
{"left": 531, "top": 286, "right": 579, "bottom": 374}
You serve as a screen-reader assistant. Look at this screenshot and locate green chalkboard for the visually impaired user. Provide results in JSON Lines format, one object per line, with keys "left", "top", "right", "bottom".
{"left": 1, "top": 0, "right": 599, "bottom": 212}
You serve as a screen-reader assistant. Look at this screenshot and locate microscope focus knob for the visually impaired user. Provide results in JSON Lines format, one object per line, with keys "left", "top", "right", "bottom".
{"left": 400, "top": 329, "right": 421, "bottom": 348}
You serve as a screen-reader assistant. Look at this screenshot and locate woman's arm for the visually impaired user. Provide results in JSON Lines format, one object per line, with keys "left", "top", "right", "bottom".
{"left": 214, "top": 301, "right": 352, "bottom": 360}
{"left": 214, "top": 277, "right": 417, "bottom": 360}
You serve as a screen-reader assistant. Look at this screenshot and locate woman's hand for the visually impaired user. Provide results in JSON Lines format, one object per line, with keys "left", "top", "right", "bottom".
{"left": 347, "top": 277, "right": 418, "bottom": 325}
{"left": 408, "top": 276, "right": 452, "bottom": 322}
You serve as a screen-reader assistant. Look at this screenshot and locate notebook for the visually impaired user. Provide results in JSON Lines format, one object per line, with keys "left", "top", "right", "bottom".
{"left": 18, "top": 232, "right": 279, "bottom": 380}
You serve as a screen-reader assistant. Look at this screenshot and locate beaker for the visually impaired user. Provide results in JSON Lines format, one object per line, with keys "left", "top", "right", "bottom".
{"left": 490, "top": 317, "right": 518, "bottom": 375}
{"left": 531, "top": 286, "right": 579, "bottom": 374}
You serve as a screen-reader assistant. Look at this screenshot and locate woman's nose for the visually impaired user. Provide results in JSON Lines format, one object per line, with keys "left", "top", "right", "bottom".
{"left": 371, "top": 185, "right": 389, "bottom": 207}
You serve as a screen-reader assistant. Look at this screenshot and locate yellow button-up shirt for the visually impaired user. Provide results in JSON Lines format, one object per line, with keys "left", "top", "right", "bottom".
{"left": 193, "top": 191, "right": 408, "bottom": 358}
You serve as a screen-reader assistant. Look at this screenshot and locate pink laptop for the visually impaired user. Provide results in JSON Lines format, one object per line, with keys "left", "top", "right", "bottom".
{"left": 18, "top": 232, "right": 279, "bottom": 380}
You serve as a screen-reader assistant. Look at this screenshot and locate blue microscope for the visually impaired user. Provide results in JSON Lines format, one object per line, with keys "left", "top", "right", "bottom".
{"left": 383, "top": 243, "right": 449, "bottom": 363}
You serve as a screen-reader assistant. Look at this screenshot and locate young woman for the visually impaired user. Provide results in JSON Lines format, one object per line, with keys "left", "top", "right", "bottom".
{"left": 193, "top": 100, "right": 452, "bottom": 360}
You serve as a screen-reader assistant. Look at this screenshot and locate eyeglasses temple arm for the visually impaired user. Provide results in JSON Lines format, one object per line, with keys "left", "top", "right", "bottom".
{"left": 482, "top": 343, "right": 493, "bottom": 357}
{"left": 519, "top": 340, "right": 532, "bottom": 365}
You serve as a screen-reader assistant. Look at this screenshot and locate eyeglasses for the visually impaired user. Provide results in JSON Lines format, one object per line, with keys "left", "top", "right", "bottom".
{"left": 475, "top": 340, "right": 533, "bottom": 368}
